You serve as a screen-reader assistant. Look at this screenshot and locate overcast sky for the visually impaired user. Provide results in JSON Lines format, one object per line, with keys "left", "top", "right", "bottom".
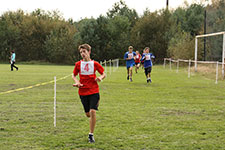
{"left": 0, "top": 0, "right": 208, "bottom": 21}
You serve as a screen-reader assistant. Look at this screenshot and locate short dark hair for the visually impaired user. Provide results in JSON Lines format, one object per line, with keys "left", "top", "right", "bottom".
{"left": 78, "top": 44, "right": 91, "bottom": 52}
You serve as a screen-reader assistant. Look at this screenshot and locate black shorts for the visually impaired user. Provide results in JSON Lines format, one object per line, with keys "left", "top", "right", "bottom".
{"left": 145, "top": 67, "right": 152, "bottom": 76}
{"left": 135, "top": 62, "right": 140, "bottom": 65}
{"left": 80, "top": 93, "right": 100, "bottom": 113}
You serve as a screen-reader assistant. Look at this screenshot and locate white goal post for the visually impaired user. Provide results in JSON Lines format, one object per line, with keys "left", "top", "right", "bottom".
{"left": 194, "top": 31, "right": 225, "bottom": 78}
{"left": 100, "top": 59, "right": 119, "bottom": 76}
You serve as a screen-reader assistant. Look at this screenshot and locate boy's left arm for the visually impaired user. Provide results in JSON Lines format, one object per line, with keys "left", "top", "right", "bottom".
{"left": 95, "top": 62, "right": 106, "bottom": 82}
{"left": 151, "top": 53, "right": 155, "bottom": 59}
{"left": 151, "top": 54, "right": 155, "bottom": 64}
{"left": 141, "top": 54, "right": 145, "bottom": 61}
{"left": 72, "top": 62, "right": 83, "bottom": 88}
{"left": 95, "top": 72, "right": 106, "bottom": 82}
{"left": 72, "top": 74, "right": 83, "bottom": 87}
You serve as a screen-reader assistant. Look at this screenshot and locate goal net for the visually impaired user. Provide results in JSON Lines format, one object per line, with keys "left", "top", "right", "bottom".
{"left": 163, "top": 32, "right": 225, "bottom": 83}
{"left": 100, "top": 59, "right": 119, "bottom": 76}
{"left": 194, "top": 31, "right": 225, "bottom": 77}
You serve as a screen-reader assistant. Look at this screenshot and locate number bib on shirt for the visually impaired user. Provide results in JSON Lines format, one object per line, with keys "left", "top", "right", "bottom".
{"left": 80, "top": 61, "right": 94, "bottom": 75}
{"left": 145, "top": 54, "right": 151, "bottom": 60}
{"left": 136, "top": 55, "right": 139, "bottom": 59}
{"left": 128, "top": 53, "right": 133, "bottom": 59}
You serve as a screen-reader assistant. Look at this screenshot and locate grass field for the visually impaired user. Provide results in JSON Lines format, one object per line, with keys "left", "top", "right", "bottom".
{"left": 0, "top": 64, "right": 225, "bottom": 150}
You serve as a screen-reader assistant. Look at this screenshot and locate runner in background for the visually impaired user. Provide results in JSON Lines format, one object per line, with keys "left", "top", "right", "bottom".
{"left": 141, "top": 47, "right": 155, "bottom": 83}
{"left": 134, "top": 50, "right": 141, "bottom": 73}
{"left": 124, "top": 46, "right": 136, "bottom": 82}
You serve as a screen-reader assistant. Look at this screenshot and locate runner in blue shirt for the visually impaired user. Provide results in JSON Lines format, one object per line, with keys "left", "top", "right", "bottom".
{"left": 124, "top": 46, "right": 136, "bottom": 82}
{"left": 141, "top": 47, "right": 155, "bottom": 83}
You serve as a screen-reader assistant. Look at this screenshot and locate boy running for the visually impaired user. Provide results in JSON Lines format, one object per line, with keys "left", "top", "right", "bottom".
{"left": 141, "top": 47, "right": 155, "bottom": 83}
{"left": 72, "top": 44, "right": 106, "bottom": 143}
{"left": 134, "top": 50, "right": 141, "bottom": 73}
{"left": 124, "top": 46, "right": 136, "bottom": 82}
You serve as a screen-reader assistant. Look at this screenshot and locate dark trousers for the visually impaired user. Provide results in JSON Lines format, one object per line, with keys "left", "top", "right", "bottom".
{"left": 11, "top": 61, "right": 18, "bottom": 71}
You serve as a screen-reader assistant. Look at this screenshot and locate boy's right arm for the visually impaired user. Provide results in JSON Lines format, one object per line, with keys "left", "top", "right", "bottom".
{"left": 124, "top": 53, "right": 129, "bottom": 60}
{"left": 72, "top": 74, "right": 83, "bottom": 88}
{"left": 141, "top": 55, "right": 145, "bottom": 61}
{"left": 72, "top": 62, "right": 83, "bottom": 88}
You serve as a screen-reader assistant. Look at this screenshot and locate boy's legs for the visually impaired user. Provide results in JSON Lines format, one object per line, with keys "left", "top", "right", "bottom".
{"left": 84, "top": 110, "right": 96, "bottom": 142}
{"left": 129, "top": 67, "right": 133, "bottom": 81}
{"left": 80, "top": 93, "right": 99, "bottom": 143}
{"left": 11, "top": 63, "right": 13, "bottom": 71}
{"left": 89, "top": 109, "right": 96, "bottom": 133}
{"left": 144, "top": 68, "right": 148, "bottom": 82}
{"left": 135, "top": 64, "right": 138, "bottom": 73}
{"left": 11, "top": 62, "right": 18, "bottom": 71}
{"left": 137, "top": 63, "right": 140, "bottom": 68}
{"left": 85, "top": 112, "right": 90, "bottom": 117}
{"left": 14, "top": 64, "right": 18, "bottom": 70}
{"left": 148, "top": 73, "right": 151, "bottom": 79}
{"left": 85, "top": 110, "right": 96, "bottom": 134}
{"left": 136, "top": 63, "right": 140, "bottom": 73}
{"left": 147, "top": 67, "right": 152, "bottom": 83}
{"left": 145, "top": 67, "right": 152, "bottom": 83}
{"left": 127, "top": 68, "right": 130, "bottom": 80}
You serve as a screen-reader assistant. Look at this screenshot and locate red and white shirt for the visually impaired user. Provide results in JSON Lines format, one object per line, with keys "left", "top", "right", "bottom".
{"left": 135, "top": 54, "right": 141, "bottom": 63}
{"left": 73, "top": 60, "right": 104, "bottom": 96}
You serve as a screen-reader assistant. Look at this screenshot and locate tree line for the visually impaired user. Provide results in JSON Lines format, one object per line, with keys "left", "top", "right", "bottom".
{"left": 0, "top": 0, "right": 224, "bottom": 64}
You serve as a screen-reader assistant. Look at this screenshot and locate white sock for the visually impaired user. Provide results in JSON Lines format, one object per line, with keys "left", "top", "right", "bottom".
{"left": 89, "top": 133, "right": 93, "bottom": 135}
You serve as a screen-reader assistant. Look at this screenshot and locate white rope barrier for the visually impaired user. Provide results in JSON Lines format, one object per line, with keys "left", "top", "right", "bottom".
{"left": 164, "top": 58, "right": 225, "bottom": 84}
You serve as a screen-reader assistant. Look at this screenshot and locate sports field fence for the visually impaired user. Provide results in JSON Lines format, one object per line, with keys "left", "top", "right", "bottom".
{"left": 164, "top": 58, "right": 225, "bottom": 84}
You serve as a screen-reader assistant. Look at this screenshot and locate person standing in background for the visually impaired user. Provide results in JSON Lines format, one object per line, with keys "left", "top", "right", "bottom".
{"left": 10, "top": 50, "right": 18, "bottom": 71}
